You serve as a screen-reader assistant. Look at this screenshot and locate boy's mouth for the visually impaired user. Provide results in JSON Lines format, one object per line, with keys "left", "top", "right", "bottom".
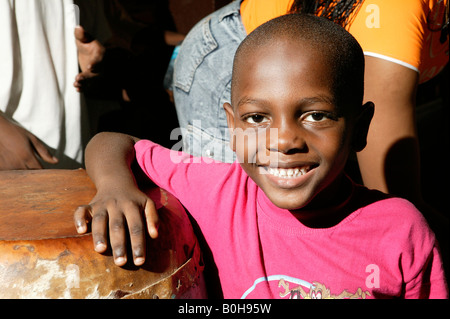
{"left": 261, "top": 164, "right": 318, "bottom": 179}
{"left": 266, "top": 167, "right": 309, "bottom": 178}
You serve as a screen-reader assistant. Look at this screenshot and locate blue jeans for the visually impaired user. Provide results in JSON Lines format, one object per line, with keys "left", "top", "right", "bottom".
{"left": 173, "top": 0, "right": 246, "bottom": 163}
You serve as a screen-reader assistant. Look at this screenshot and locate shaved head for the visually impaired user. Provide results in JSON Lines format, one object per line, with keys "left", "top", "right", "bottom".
{"left": 232, "top": 13, "right": 365, "bottom": 115}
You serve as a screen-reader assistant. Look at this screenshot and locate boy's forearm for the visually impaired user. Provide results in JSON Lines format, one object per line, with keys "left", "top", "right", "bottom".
{"left": 78, "top": 132, "right": 159, "bottom": 266}
{"left": 85, "top": 132, "right": 141, "bottom": 191}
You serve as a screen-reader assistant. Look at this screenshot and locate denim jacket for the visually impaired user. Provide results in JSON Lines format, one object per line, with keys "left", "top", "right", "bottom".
{"left": 173, "top": 0, "right": 246, "bottom": 163}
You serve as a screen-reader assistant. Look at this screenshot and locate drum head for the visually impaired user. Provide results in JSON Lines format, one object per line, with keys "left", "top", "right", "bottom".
{"left": 0, "top": 169, "right": 205, "bottom": 299}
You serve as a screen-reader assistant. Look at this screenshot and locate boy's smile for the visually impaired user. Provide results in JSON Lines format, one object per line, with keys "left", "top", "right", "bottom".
{"left": 225, "top": 38, "right": 360, "bottom": 217}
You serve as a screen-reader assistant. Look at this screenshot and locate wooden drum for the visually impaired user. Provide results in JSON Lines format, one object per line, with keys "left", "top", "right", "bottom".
{"left": 0, "top": 169, "right": 206, "bottom": 299}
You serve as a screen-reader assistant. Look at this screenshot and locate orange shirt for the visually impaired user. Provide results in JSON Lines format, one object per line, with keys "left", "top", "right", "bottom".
{"left": 240, "top": 0, "right": 449, "bottom": 83}
{"left": 240, "top": 0, "right": 294, "bottom": 34}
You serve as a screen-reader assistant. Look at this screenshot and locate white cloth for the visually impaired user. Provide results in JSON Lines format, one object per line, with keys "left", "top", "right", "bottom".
{"left": 0, "top": 0, "right": 108, "bottom": 168}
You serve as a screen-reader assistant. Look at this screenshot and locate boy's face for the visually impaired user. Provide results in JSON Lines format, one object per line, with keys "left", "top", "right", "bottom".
{"left": 225, "top": 39, "right": 366, "bottom": 213}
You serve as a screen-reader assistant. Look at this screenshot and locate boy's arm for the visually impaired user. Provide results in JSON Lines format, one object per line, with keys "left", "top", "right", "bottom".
{"left": 74, "top": 132, "right": 159, "bottom": 267}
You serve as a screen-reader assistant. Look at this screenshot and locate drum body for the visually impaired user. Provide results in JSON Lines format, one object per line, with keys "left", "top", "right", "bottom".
{"left": 0, "top": 169, "right": 206, "bottom": 299}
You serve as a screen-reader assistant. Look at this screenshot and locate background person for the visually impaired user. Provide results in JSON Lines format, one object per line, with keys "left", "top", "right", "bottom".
{"left": 0, "top": 0, "right": 111, "bottom": 170}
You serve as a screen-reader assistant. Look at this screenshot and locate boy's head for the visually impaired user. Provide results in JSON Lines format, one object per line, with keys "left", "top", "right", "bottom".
{"left": 224, "top": 13, "right": 374, "bottom": 216}
{"left": 232, "top": 13, "right": 366, "bottom": 114}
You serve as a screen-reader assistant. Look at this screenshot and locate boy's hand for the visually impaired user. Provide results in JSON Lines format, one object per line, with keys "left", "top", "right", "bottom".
{"left": 74, "top": 187, "right": 159, "bottom": 267}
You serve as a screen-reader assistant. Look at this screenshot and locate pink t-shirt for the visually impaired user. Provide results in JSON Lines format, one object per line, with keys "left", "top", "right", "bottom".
{"left": 135, "top": 140, "right": 448, "bottom": 299}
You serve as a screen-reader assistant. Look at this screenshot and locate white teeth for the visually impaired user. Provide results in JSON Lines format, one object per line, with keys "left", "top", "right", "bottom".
{"left": 267, "top": 167, "right": 309, "bottom": 178}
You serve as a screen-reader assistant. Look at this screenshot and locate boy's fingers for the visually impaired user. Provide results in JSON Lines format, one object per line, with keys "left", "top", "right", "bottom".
{"left": 109, "top": 214, "right": 128, "bottom": 266}
{"left": 76, "top": 196, "right": 158, "bottom": 267}
{"left": 91, "top": 208, "right": 109, "bottom": 254}
{"left": 74, "top": 205, "right": 92, "bottom": 234}
{"left": 126, "top": 206, "right": 147, "bottom": 266}
{"left": 144, "top": 199, "right": 159, "bottom": 239}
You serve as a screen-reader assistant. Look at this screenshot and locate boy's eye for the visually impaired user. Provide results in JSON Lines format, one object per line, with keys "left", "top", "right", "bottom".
{"left": 245, "top": 114, "right": 269, "bottom": 124}
{"left": 303, "top": 112, "right": 330, "bottom": 123}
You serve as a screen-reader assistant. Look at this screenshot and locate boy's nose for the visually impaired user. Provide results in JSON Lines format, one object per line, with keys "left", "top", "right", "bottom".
{"left": 267, "top": 118, "right": 307, "bottom": 154}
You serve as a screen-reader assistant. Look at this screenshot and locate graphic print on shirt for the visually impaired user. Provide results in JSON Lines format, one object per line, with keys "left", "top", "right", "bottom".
{"left": 241, "top": 275, "right": 371, "bottom": 299}
{"left": 278, "top": 279, "right": 371, "bottom": 299}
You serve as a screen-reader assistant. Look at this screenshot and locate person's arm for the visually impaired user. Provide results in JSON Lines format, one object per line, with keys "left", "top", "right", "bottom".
{"left": 74, "top": 132, "right": 159, "bottom": 266}
{"left": 357, "top": 56, "right": 421, "bottom": 201}
{"left": 357, "top": 57, "right": 450, "bottom": 234}
{"left": 0, "top": 113, "right": 58, "bottom": 170}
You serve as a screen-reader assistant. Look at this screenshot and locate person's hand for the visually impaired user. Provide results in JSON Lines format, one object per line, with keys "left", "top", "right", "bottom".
{"left": 74, "top": 26, "right": 105, "bottom": 92}
{"left": 0, "top": 115, "right": 58, "bottom": 170}
{"left": 74, "top": 186, "right": 160, "bottom": 267}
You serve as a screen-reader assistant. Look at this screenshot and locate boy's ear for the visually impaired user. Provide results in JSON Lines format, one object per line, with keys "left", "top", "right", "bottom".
{"left": 352, "top": 102, "right": 374, "bottom": 152}
{"left": 223, "top": 102, "right": 236, "bottom": 152}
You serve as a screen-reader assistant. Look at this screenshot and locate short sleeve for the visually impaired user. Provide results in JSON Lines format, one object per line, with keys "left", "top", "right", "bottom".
{"left": 347, "top": 0, "right": 427, "bottom": 72}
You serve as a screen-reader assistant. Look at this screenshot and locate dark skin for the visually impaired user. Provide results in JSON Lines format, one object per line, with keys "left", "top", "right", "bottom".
{"left": 73, "top": 26, "right": 106, "bottom": 93}
{"left": 74, "top": 133, "right": 159, "bottom": 266}
{"left": 0, "top": 114, "right": 59, "bottom": 170}
{"left": 225, "top": 38, "right": 373, "bottom": 221}
{"left": 74, "top": 36, "right": 373, "bottom": 266}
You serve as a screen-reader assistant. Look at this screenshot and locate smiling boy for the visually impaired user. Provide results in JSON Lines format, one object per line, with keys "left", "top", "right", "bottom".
{"left": 75, "top": 14, "right": 448, "bottom": 298}
{"left": 223, "top": 14, "right": 370, "bottom": 220}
